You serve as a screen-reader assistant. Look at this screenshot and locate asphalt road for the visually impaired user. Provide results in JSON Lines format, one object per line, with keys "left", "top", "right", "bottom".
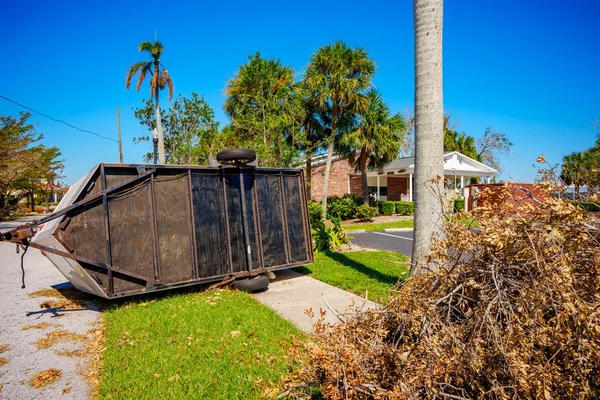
{"left": 350, "top": 230, "right": 414, "bottom": 257}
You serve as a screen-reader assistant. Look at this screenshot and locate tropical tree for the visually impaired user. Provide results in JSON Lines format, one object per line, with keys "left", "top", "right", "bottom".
{"left": 224, "top": 52, "right": 304, "bottom": 167}
{"left": 476, "top": 127, "right": 512, "bottom": 172}
{"left": 0, "top": 113, "right": 41, "bottom": 216}
{"left": 443, "top": 116, "right": 478, "bottom": 160}
{"left": 298, "top": 89, "right": 328, "bottom": 199}
{"left": 133, "top": 93, "right": 219, "bottom": 164}
{"left": 304, "top": 41, "right": 375, "bottom": 213}
{"left": 126, "top": 40, "right": 174, "bottom": 164}
{"left": 411, "top": 0, "right": 445, "bottom": 275}
{"left": 338, "top": 89, "right": 405, "bottom": 204}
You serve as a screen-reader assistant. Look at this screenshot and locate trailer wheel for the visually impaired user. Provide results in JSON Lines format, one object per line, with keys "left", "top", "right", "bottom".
{"left": 230, "top": 275, "right": 269, "bottom": 293}
{"left": 216, "top": 148, "right": 257, "bottom": 165}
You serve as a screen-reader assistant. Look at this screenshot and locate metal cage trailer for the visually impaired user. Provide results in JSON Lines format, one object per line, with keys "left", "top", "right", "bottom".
{"left": 2, "top": 160, "right": 313, "bottom": 298}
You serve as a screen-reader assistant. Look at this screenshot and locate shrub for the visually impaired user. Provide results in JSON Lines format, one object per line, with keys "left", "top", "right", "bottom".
{"left": 330, "top": 216, "right": 352, "bottom": 245}
{"left": 454, "top": 197, "right": 465, "bottom": 212}
{"left": 379, "top": 201, "right": 395, "bottom": 216}
{"left": 295, "top": 184, "right": 600, "bottom": 399}
{"left": 311, "top": 220, "right": 342, "bottom": 252}
{"left": 327, "top": 195, "right": 357, "bottom": 220}
{"left": 307, "top": 200, "right": 323, "bottom": 228}
{"left": 395, "top": 201, "right": 414, "bottom": 215}
{"left": 355, "top": 204, "right": 378, "bottom": 222}
{"left": 573, "top": 201, "right": 600, "bottom": 212}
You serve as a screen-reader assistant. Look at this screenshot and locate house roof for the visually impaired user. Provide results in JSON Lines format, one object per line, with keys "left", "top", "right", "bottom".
{"left": 381, "top": 151, "right": 497, "bottom": 177}
{"left": 308, "top": 151, "right": 497, "bottom": 177}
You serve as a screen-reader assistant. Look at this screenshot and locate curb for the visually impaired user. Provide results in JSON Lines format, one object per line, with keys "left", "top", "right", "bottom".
{"left": 382, "top": 228, "right": 414, "bottom": 232}
{"left": 347, "top": 229, "right": 366, "bottom": 233}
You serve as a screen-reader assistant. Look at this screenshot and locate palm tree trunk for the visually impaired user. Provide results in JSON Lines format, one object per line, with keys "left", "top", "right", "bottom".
{"left": 360, "top": 149, "right": 369, "bottom": 205}
{"left": 155, "top": 80, "right": 165, "bottom": 164}
{"left": 411, "top": 0, "right": 444, "bottom": 276}
{"left": 306, "top": 148, "right": 313, "bottom": 200}
{"left": 321, "top": 105, "right": 338, "bottom": 214}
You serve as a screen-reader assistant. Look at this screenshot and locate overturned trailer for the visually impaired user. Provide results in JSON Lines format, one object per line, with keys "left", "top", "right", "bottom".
{"left": 2, "top": 153, "right": 313, "bottom": 298}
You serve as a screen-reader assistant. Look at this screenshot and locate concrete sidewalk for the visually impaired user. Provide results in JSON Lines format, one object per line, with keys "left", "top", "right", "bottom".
{"left": 253, "top": 269, "right": 379, "bottom": 333}
{"left": 0, "top": 244, "right": 102, "bottom": 400}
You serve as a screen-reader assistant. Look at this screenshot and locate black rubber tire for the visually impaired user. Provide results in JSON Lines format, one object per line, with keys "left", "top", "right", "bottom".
{"left": 230, "top": 275, "right": 269, "bottom": 293}
{"left": 216, "top": 148, "right": 257, "bottom": 165}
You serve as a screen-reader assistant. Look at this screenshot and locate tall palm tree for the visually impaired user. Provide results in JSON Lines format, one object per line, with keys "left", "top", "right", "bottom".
{"left": 304, "top": 41, "right": 375, "bottom": 213}
{"left": 298, "top": 91, "right": 327, "bottom": 200}
{"left": 339, "top": 89, "right": 405, "bottom": 205}
{"left": 126, "top": 40, "right": 174, "bottom": 164}
{"left": 224, "top": 53, "right": 304, "bottom": 167}
{"left": 411, "top": 0, "right": 444, "bottom": 275}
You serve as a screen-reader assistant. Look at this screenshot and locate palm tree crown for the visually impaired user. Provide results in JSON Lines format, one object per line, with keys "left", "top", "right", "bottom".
{"left": 339, "top": 89, "right": 405, "bottom": 204}
{"left": 304, "top": 41, "right": 375, "bottom": 212}
{"left": 126, "top": 41, "right": 174, "bottom": 102}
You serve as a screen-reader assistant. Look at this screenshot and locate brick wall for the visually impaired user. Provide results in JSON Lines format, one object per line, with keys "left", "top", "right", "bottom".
{"left": 310, "top": 158, "right": 352, "bottom": 201}
{"left": 388, "top": 176, "right": 409, "bottom": 201}
{"left": 349, "top": 175, "right": 362, "bottom": 197}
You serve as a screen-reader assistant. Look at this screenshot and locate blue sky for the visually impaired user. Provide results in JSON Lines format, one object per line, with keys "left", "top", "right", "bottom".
{"left": 2, "top": 0, "right": 598, "bottom": 184}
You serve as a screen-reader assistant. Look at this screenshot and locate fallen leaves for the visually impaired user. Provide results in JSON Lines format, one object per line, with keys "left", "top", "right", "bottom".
{"left": 22, "top": 322, "right": 56, "bottom": 330}
{"left": 29, "top": 369, "right": 62, "bottom": 388}
{"left": 35, "top": 330, "right": 86, "bottom": 349}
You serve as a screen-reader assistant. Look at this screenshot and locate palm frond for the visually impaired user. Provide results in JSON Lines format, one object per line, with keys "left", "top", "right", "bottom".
{"left": 125, "top": 62, "right": 149, "bottom": 90}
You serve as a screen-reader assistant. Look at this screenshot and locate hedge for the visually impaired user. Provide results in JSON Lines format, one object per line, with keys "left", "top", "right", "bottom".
{"left": 454, "top": 198, "right": 465, "bottom": 212}
{"left": 395, "top": 201, "right": 414, "bottom": 215}
{"left": 379, "top": 201, "right": 395, "bottom": 216}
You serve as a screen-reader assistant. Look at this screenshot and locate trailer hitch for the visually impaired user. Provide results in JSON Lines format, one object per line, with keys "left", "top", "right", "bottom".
{"left": 1, "top": 224, "right": 37, "bottom": 245}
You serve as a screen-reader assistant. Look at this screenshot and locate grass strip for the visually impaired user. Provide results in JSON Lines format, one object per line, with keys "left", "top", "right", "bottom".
{"left": 98, "top": 289, "right": 304, "bottom": 399}
{"left": 297, "top": 251, "right": 409, "bottom": 303}
{"left": 344, "top": 219, "right": 414, "bottom": 231}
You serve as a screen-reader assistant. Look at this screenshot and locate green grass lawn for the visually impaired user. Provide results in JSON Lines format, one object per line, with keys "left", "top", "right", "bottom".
{"left": 297, "top": 250, "right": 409, "bottom": 303}
{"left": 343, "top": 219, "right": 414, "bottom": 231}
{"left": 98, "top": 290, "right": 304, "bottom": 399}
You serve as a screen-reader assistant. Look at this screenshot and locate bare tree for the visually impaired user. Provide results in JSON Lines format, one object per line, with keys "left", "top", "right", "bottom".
{"left": 410, "top": 0, "right": 445, "bottom": 275}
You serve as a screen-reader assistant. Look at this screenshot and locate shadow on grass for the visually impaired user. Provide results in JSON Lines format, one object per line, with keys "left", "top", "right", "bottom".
{"left": 298, "top": 251, "right": 402, "bottom": 287}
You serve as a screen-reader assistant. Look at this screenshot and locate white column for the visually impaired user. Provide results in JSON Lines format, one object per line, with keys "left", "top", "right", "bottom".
{"left": 409, "top": 173, "right": 413, "bottom": 202}
{"left": 376, "top": 175, "right": 380, "bottom": 201}
{"left": 347, "top": 173, "right": 350, "bottom": 195}
{"left": 460, "top": 175, "right": 464, "bottom": 189}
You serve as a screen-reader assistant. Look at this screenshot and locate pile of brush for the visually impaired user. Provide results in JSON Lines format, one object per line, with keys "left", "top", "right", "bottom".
{"left": 293, "top": 184, "right": 600, "bottom": 399}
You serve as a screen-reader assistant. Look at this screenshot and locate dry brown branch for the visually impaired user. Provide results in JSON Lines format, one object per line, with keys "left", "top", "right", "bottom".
{"left": 290, "top": 183, "right": 600, "bottom": 399}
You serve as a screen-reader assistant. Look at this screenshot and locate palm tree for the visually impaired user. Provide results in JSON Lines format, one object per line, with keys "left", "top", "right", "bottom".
{"left": 304, "top": 41, "right": 375, "bottom": 213}
{"left": 339, "top": 89, "right": 405, "bottom": 205}
{"left": 126, "top": 40, "right": 174, "bottom": 164}
{"left": 298, "top": 91, "right": 327, "bottom": 200}
{"left": 411, "top": 0, "right": 444, "bottom": 275}
{"left": 443, "top": 115, "right": 478, "bottom": 160}
{"left": 224, "top": 53, "right": 304, "bottom": 167}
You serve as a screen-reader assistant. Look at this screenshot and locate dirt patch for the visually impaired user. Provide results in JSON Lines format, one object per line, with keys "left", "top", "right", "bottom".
{"left": 0, "top": 344, "right": 9, "bottom": 354}
{"left": 22, "top": 322, "right": 57, "bottom": 330}
{"left": 35, "top": 330, "right": 87, "bottom": 349}
{"left": 0, "top": 358, "right": 7, "bottom": 367}
{"left": 29, "top": 369, "right": 62, "bottom": 388}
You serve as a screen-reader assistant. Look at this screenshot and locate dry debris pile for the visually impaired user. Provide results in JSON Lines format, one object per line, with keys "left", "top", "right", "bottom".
{"left": 297, "top": 186, "right": 600, "bottom": 399}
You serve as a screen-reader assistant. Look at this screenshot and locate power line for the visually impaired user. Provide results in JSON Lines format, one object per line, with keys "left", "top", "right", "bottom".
{"left": 0, "top": 94, "right": 118, "bottom": 143}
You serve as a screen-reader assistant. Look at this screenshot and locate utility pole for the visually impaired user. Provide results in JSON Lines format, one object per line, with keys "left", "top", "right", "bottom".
{"left": 116, "top": 108, "right": 123, "bottom": 163}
